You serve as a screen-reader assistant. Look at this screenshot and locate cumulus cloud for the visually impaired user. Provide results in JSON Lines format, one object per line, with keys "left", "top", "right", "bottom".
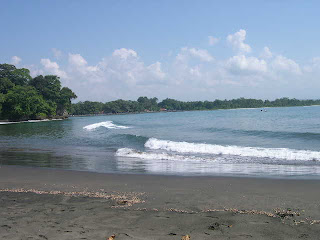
{"left": 68, "top": 53, "right": 99, "bottom": 76}
{"left": 260, "top": 47, "right": 273, "bottom": 59}
{"left": 147, "top": 62, "right": 166, "bottom": 80}
{"left": 226, "top": 55, "right": 267, "bottom": 74}
{"left": 11, "top": 56, "right": 21, "bottom": 65}
{"left": 227, "top": 29, "right": 251, "bottom": 53}
{"left": 176, "top": 47, "right": 213, "bottom": 62}
{"left": 69, "top": 53, "right": 87, "bottom": 67}
{"left": 40, "top": 58, "right": 68, "bottom": 78}
{"left": 26, "top": 30, "right": 320, "bottom": 101}
{"left": 112, "top": 48, "right": 138, "bottom": 60}
{"left": 208, "top": 36, "right": 219, "bottom": 46}
{"left": 56, "top": 48, "right": 168, "bottom": 100}
{"left": 271, "top": 55, "right": 301, "bottom": 75}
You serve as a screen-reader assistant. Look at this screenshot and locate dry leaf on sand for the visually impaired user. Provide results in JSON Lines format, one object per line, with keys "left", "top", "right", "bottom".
{"left": 181, "top": 235, "right": 190, "bottom": 240}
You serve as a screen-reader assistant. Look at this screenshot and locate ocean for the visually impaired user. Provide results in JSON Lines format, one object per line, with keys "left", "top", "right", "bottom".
{"left": 1, "top": 106, "right": 320, "bottom": 179}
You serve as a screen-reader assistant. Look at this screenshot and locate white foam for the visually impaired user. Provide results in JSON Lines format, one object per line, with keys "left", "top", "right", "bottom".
{"left": 83, "top": 121, "right": 130, "bottom": 130}
{"left": 0, "top": 122, "right": 19, "bottom": 125}
{"left": 145, "top": 138, "right": 320, "bottom": 161}
{"left": 26, "top": 119, "right": 50, "bottom": 123}
{"left": 0, "top": 119, "right": 53, "bottom": 124}
{"left": 116, "top": 148, "right": 212, "bottom": 162}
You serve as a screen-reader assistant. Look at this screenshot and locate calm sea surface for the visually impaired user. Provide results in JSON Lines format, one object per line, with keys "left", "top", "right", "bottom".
{"left": 2, "top": 106, "right": 320, "bottom": 178}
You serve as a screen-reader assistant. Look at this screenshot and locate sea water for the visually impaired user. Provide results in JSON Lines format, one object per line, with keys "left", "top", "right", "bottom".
{"left": 2, "top": 106, "right": 320, "bottom": 178}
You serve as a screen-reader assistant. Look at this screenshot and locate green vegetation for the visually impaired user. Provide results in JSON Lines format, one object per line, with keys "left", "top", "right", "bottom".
{"left": 70, "top": 97, "right": 320, "bottom": 115}
{"left": 0, "top": 64, "right": 77, "bottom": 121}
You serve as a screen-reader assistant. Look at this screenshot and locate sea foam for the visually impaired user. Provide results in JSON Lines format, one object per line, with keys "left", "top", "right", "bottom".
{"left": 83, "top": 121, "right": 130, "bottom": 130}
{"left": 0, "top": 119, "right": 54, "bottom": 124}
{"left": 116, "top": 148, "right": 211, "bottom": 162}
{"left": 144, "top": 138, "right": 320, "bottom": 161}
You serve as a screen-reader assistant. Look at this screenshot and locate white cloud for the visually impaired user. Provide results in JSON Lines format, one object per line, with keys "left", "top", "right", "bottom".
{"left": 27, "top": 40, "right": 320, "bottom": 101}
{"left": 260, "top": 47, "right": 273, "bottom": 59}
{"left": 227, "top": 29, "right": 251, "bottom": 53}
{"left": 226, "top": 55, "right": 267, "bottom": 74}
{"left": 147, "top": 62, "right": 166, "bottom": 79}
{"left": 271, "top": 55, "right": 301, "bottom": 75}
{"left": 59, "top": 48, "right": 168, "bottom": 100}
{"left": 27, "top": 64, "right": 44, "bottom": 77}
{"left": 302, "top": 57, "right": 320, "bottom": 73}
{"left": 208, "top": 36, "right": 219, "bottom": 46}
{"left": 40, "top": 58, "right": 68, "bottom": 78}
{"left": 11, "top": 56, "right": 21, "bottom": 65}
{"left": 68, "top": 53, "right": 98, "bottom": 75}
{"left": 189, "top": 65, "right": 202, "bottom": 77}
{"left": 52, "top": 48, "right": 63, "bottom": 59}
{"left": 69, "top": 53, "right": 87, "bottom": 67}
{"left": 112, "top": 48, "right": 138, "bottom": 60}
{"left": 176, "top": 47, "right": 213, "bottom": 62}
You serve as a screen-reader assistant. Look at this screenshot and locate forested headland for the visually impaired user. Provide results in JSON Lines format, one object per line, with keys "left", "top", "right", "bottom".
{"left": 0, "top": 64, "right": 77, "bottom": 121}
{"left": 2, "top": 63, "right": 320, "bottom": 121}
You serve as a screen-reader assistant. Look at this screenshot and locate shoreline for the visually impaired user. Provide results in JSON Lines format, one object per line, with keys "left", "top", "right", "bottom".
{"left": 1, "top": 165, "right": 320, "bottom": 239}
{"left": 69, "top": 104, "right": 320, "bottom": 118}
{"left": 0, "top": 116, "right": 67, "bottom": 124}
{"left": 2, "top": 104, "right": 320, "bottom": 121}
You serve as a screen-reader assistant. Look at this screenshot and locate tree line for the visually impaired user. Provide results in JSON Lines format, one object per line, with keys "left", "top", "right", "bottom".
{"left": 0, "top": 64, "right": 77, "bottom": 121}
{"left": 70, "top": 96, "right": 320, "bottom": 115}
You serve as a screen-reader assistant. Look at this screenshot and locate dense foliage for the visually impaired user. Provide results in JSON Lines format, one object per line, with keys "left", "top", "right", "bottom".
{"left": 0, "top": 64, "right": 77, "bottom": 121}
{"left": 70, "top": 97, "right": 320, "bottom": 115}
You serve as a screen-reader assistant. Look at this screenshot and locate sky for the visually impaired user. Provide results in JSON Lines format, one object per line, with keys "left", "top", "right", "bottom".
{"left": 1, "top": 0, "right": 320, "bottom": 102}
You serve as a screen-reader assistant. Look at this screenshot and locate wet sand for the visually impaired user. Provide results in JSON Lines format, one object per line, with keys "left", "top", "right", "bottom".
{"left": 1, "top": 165, "right": 320, "bottom": 239}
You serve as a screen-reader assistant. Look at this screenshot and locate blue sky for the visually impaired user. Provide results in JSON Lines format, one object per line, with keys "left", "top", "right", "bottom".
{"left": 2, "top": 0, "right": 320, "bottom": 101}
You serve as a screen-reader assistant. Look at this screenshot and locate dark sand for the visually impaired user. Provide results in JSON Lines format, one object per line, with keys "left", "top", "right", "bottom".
{"left": 1, "top": 165, "right": 320, "bottom": 239}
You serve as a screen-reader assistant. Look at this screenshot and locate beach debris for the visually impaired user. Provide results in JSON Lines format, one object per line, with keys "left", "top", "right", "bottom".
{"left": 116, "top": 200, "right": 128, "bottom": 205}
{"left": 310, "top": 220, "right": 320, "bottom": 225}
{"left": 208, "top": 222, "right": 232, "bottom": 231}
{"left": 181, "top": 235, "right": 190, "bottom": 240}
{"left": 208, "top": 222, "right": 220, "bottom": 230}
{"left": 274, "top": 208, "right": 300, "bottom": 219}
{"left": 168, "top": 232, "right": 177, "bottom": 235}
{"left": 0, "top": 188, "right": 144, "bottom": 206}
{"left": 107, "top": 234, "right": 116, "bottom": 240}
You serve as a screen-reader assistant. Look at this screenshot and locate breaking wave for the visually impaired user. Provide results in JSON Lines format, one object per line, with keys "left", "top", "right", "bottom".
{"left": 83, "top": 121, "right": 130, "bottom": 130}
{"left": 116, "top": 148, "right": 213, "bottom": 162}
{"left": 144, "top": 138, "right": 320, "bottom": 161}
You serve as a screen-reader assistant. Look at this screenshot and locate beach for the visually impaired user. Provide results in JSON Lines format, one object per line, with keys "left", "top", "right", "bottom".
{"left": 1, "top": 165, "right": 320, "bottom": 239}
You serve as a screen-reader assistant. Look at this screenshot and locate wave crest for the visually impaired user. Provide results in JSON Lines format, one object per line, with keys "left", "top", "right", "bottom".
{"left": 145, "top": 138, "right": 320, "bottom": 161}
{"left": 83, "top": 121, "right": 130, "bottom": 130}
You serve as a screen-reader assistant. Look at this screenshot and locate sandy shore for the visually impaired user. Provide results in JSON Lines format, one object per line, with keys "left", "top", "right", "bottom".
{"left": 1, "top": 165, "right": 320, "bottom": 239}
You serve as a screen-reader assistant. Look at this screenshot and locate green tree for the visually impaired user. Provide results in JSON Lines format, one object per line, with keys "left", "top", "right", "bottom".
{"left": 0, "top": 77, "right": 15, "bottom": 94}
{"left": 0, "top": 93, "right": 5, "bottom": 118}
{"left": 0, "top": 64, "right": 32, "bottom": 86}
{"left": 2, "top": 85, "right": 55, "bottom": 121}
{"left": 56, "top": 87, "right": 77, "bottom": 115}
{"left": 29, "top": 75, "right": 62, "bottom": 102}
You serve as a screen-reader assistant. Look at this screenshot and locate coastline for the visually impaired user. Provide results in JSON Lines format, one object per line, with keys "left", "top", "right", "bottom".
{"left": 2, "top": 104, "right": 320, "bottom": 121}
{"left": 1, "top": 165, "right": 320, "bottom": 239}
{"left": 69, "top": 104, "right": 320, "bottom": 118}
{"left": 0, "top": 116, "right": 68, "bottom": 124}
